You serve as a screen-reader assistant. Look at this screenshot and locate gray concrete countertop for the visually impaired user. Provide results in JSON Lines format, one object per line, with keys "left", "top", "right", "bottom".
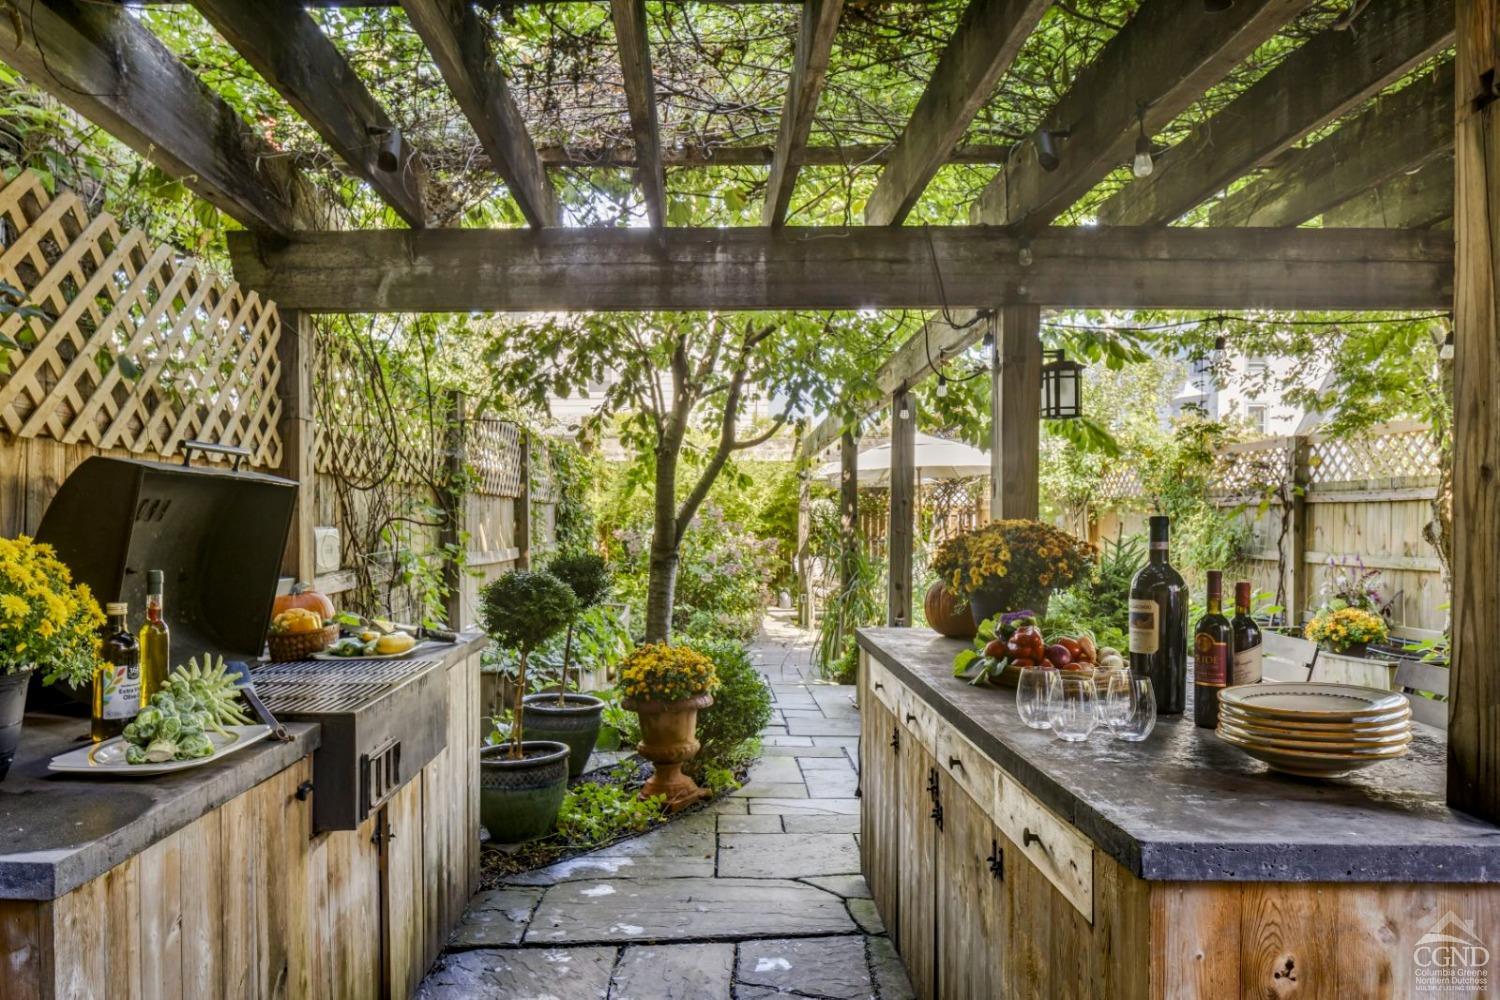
{"left": 0, "top": 715, "right": 319, "bottom": 900}
{"left": 858, "top": 626, "right": 1500, "bottom": 883}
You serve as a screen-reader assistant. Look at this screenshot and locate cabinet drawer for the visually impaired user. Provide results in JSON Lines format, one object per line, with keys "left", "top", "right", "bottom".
{"left": 936, "top": 723, "right": 996, "bottom": 816}
{"left": 993, "top": 769, "right": 1094, "bottom": 922}
{"left": 895, "top": 684, "right": 939, "bottom": 755}
{"left": 866, "top": 657, "right": 901, "bottom": 715}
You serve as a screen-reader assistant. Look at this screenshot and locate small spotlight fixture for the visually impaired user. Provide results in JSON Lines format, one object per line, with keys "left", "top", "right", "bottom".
{"left": 1035, "top": 128, "right": 1070, "bottom": 172}
{"left": 368, "top": 125, "right": 403, "bottom": 173}
{"left": 1040, "top": 349, "right": 1084, "bottom": 421}
{"left": 1132, "top": 106, "right": 1154, "bottom": 179}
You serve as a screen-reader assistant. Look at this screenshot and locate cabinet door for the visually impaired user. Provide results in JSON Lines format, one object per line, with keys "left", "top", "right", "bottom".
{"left": 897, "top": 736, "right": 938, "bottom": 999}
{"left": 861, "top": 698, "right": 897, "bottom": 941}
{"left": 936, "top": 773, "right": 1008, "bottom": 1000}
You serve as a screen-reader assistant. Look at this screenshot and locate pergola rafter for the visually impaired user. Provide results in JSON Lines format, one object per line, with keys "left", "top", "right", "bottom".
{"left": 762, "top": 0, "right": 844, "bottom": 226}
{"left": 1325, "top": 156, "right": 1454, "bottom": 230}
{"left": 1097, "top": 0, "right": 1453, "bottom": 227}
{"left": 610, "top": 0, "right": 668, "bottom": 229}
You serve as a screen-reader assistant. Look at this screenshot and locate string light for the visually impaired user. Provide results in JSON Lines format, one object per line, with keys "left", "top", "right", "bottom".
{"left": 936, "top": 375, "right": 949, "bottom": 397}
{"left": 1132, "top": 106, "right": 1154, "bottom": 179}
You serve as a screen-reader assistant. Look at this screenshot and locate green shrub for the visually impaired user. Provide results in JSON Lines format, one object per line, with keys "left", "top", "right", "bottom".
{"left": 554, "top": 783, "right": 665, "bottom": 847}
{"left": 546, "top": 551, "right": 611, "bottom": 610}
{"left": 479, "top": 570, "right": 577, "bottom": 652}
{"left": 687, "top": 638, "right": 772, "bottom": 769}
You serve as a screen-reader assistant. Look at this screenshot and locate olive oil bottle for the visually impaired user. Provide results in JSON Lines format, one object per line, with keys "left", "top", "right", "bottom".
{"left": 92, "top": 602, "right": 140, "bottom": 742}
{"left": 139, "top": 570, "right": 170, "bottom": 703}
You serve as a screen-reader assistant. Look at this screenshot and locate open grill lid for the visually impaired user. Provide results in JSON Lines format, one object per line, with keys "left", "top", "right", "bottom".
{"left": 34, "top": 449, "right": 297, "bottom": 670}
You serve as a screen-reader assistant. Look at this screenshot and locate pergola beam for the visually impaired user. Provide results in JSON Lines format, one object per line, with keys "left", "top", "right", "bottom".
{"left": 762, "top": 0, "right": 844, "bottom": 225}
{"left": 863, "top": 0, "right": 1051, "bottom": 226}
{"left": 190, "top": 0, "right": 430, "bottom": 228}
{"left": 538, "top": 142, "right": 1012, "bottom": 169}
{"left": 611, "top": 0, "right": 668, "bottom": 229}
{"left": 1097, "top": 0, "right": 1453, "bottom": 227}
{"left": 228, "top": 225, "right": 1453, "bottom": 313}
{"left": 0, "top": 0, "right": 329, "bottom": 237}
{"left": 972, "top": 0, "right": 1314, "bottom": 230}
{"left": 402, "top": 0, "right": 560, "bottom": 228}
{"left": 1207, "top": 61, "right": 1454, "bottom": 229}
{"left": 1323, "top": 156, "right": 1453, "bottom": 229}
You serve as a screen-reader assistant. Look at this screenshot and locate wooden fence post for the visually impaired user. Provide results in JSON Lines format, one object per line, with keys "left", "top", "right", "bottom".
{"left": 440, "top": 391, "right": 466, "bottom": 629}
{"left": 1449, "top": 0, "right": 1499, "bottom": 824}
{"left": 516, "top": 431, "right": 532, "bottom": 570}
{"left": 990, "top": 305, "right": 1042, "bottom": 520}
{"left": 1284, "top": 436, "right": 1311, "bottom": 625}
{"left": 274, "top": 309, "right": 316, "bottom": 583}
{"left": 796, "top": 464, "right": 811, "bottom": 626}
{"left": 888, "top": 390, "right": 916, "bottom": 626}
{"left": 840, "top": 428, "right": 860, "bottom": 600}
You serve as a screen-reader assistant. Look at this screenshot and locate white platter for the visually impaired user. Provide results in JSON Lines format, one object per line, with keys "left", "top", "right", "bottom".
{"left": 1219, "top": 682, "right": 1408, "bottom": 721}
{"left": 311, "top": 640, "right": 424, "bottom": 661}
{"left": 48, "top": 725, "right": 271, "bottom": 776}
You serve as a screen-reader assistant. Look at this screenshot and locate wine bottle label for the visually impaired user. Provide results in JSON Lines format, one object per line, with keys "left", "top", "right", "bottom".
{"left": 1128, "top": 599, "right": 1159, "bottom": 654}
{"left": 102, "top": 662, "right": 140, "bottom": 720}
{"left": 1233, "top": 645, "right": 1263, "bottom": 686}
{"left": 1194, "top": 634, "right": 1228, "bottom": 687}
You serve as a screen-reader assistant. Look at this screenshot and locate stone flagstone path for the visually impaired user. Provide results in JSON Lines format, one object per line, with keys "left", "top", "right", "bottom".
{"left": 417, "top": 611, "right": 915, "bottom": 999}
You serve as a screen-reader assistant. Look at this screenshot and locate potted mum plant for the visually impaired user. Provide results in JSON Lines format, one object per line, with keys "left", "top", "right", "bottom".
{"left": 620, "top": 643, "right": 720, "bottom": 811}
{"left": 521, "top": 551, "right": 611, "bottom": 776}
{"left": 477, "top": 569, "right": 577, "bottom": 843}
{"left": 0, "top": 535, "right": 104, "bottom": 781}
{"left": 932, "top": 519, "right": 1096, "bottom": 628}
{"left": 1305, "top": 606, "right": 1390, "bottom": 657}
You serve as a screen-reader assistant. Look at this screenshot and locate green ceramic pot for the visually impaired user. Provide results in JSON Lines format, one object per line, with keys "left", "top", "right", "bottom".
{"left": 478, "top": 740, "right": 570, "bottom": 844}
{"left": 521, "top": 692, "right": 605, "bottom": 777}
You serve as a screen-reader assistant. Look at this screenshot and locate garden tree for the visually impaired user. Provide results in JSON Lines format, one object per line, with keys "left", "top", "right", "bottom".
{"left": 486, "top": 310, "right": 912, "bottom": 641}
{"left": 543, "top": 551, "right": 611, "bottom": 703}
{"left": 479, "top": 570, "right": 576, "bottom": 758}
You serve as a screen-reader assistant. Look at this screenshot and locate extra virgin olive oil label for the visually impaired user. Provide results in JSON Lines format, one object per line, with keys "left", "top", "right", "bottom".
{"left": 1233, "top": 645, "right": 1263, "bottom": 685}
{"left": 102, "top": 662, "right": 140, "bottom": 719}
{"left": 1194, "top": 633, "right": 1228, "bottom": 687}
{"left": 1128, "top": 599, "right": 1159, "bottom": 655}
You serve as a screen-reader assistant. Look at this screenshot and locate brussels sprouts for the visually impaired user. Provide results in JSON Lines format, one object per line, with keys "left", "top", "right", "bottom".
{"left": 178, "top": 733, "right": 214, "bottom": 759}
{"left": 133, "top": 707, "right": 163, "bottom": 739}
{"left": 157, "top": 715, "right": 182, "bottom": 741}
{"left": 122, "top": 722, "right": 140, "bottom": 743}
{"left": 178, "top": 713, "right": 204, "bottom": 737}
{"left": 144, "top": 738, "right": 178, "bottom": 763}
{"left": 150, "top": 691, "right": 177, "bottom": 713}
{"left": 124, "top": 744, "right": 148, "bottom": 765}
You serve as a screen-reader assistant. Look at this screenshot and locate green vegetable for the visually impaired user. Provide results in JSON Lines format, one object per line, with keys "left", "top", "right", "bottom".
{"left": 144, "top": 738, "right": 178, "bottom": 763}
{"left": 124, "top": 745, "right": 148, "bottom": 765}
{"left": 133, "top": 707, "right": 162, "bottom": 739}
{"left": 150, "top": 691, "right": 176, "bottom": 713}
{"left": 178, "top": 733, "right": 214, "bottom": 759}
{"left": 116, "top": 656, "right": 251, "bottom": 764}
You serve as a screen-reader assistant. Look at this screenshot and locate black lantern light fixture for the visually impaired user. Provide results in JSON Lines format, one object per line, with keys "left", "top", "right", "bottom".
{"left": 1040, "top": 349, "right": 1084, "bottom": 420}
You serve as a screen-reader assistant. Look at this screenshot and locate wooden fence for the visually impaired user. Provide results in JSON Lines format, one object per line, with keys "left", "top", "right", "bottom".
{"left": 0, "top": 169, "right": 550, "bottom": 629}
{"left": 1093, "top": 421, "right": 1446, "bottom": 636}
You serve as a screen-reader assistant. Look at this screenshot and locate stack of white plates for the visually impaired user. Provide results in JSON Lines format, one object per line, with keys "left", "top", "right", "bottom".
{"left": 1215, "top": 682, "right": 1413, "bottom": 777}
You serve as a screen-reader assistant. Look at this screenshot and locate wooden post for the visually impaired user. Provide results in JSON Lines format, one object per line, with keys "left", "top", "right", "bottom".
{"left": 440, "top": 391, "right": 466, "bottom": 629}
{"left": 888, "top": 391, "right": 916, "bottom": 627}
{"left": 1284, "top": 436, "right": 1311, "bottom": 626}
{"left": 1450, "top": 0, "right": 1499, "bottom": 823}
{"left": 990, "top": 305, "right": 1042, "bottom": 520}
{"left": 274, "top": 309, "right": 316, "bottom": 582}
{"left": 840, "top": 429, "right": 860, "bottom": 599}
{"left": 796, "top": 466, "right": 812, "bottom": 626}
{"left": 515, "top": 431, "right": 532, "bottom": 570}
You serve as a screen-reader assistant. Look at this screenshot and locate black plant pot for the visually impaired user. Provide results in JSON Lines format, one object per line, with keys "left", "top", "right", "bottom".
{"left": 522, "top": 692, "right": 605, "bottom": 777}
{"left": 0, "top": 668, "right": 34, "bottom": 783}
{"left": 479, "top": 740, "right": 570, "bottom": 844}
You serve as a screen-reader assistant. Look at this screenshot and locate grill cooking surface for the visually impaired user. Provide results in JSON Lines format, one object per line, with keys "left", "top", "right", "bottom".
{"left": 254, "top": 658, "right": 440, "bottom": 714}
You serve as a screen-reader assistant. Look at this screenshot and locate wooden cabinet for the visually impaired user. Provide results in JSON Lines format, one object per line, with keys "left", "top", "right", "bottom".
{"left": 859, "top": 694, "right": 900, "bottom": 943}
{"left": 896, "top": 718, "right": 938, "bottom": 998}
{"left": 935, "top": 773, "right": 1007, "bottom": 1000}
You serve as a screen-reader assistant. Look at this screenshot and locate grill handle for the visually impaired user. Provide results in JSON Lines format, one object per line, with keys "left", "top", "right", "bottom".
{"left": 181, "top": 439, "right": 252, "bottom": 471}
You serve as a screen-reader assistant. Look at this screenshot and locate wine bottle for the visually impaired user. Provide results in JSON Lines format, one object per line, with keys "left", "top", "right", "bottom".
{"left": 93, "top": 602, "right": 140, "bottom": 742}
{"left": 1129, "top": 515, "right": 1188, "bottom": 715}
{"left": 139, "top": 570, "right": 170, "bottom": 704}
{"left": 1231, "top": 581, "right": 1264, "bottom": 686}
{"left": 1193, "top": 571, "right": 1232, "bottom": 728}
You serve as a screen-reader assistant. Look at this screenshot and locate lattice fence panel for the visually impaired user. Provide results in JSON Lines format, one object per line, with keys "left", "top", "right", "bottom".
{"left": 1212, "top": 441, "right": 1294, "bottom": 498}
{"left": 0, "top": 169, "right": 281, "bottom": 467}
{"left": 1096, "top": 466, "right": 1143, "bottom": 499}
{"left": 1308, "top": 423, "right": 1439, "bottom": 485}
{"left": 467, "top": 418, "right": 522, "bottom": 498}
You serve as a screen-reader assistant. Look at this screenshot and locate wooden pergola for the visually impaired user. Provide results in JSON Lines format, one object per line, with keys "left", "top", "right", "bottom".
{"left": 1, "top": 0, "right": 1492, "bottom": 830}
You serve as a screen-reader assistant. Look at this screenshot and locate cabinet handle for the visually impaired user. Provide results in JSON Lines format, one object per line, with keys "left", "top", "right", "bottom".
{"left": 295, "top": 780, "right": 314, "bottom": 801}
{"left": 905, "top": 712, "right": 917, "bottom": 724}
{"left": 873, "top": 681, "right": 884, "bottom": 690}
{"left": 947, "top": 755, "right": 963, "bottom": 771}
{"left": 1023, "top": 827, "right": 1045, "bottom": 851}
{"left": 986, "top": 839, "right": 1004, "bottom": 879}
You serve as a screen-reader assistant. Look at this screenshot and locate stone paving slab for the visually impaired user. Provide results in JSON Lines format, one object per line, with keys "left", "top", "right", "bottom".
{"left": 848, "top": 897, "right": 885, "bottom": 935}
{"left": 869, "top": 935, "right": 917, "bottom": 1000}
{"left": 502, "top": 854, "right": 716, "bottom": 886}
{"left": 611, "top": 942, "right": 734, "bottom": 1000}
{"left": 796, "top": 755, "right": 856, "bottom": 770}
{"left": 745, "top": 757, "right": 803, "bottom": 783}
{"left": 416, "top": 945, "right": 617, "bottom": 1000}
{"left": 782, "top": 813, "right": 861, "bottom": 834}
{"left": 748, "top": 797, "right": 861, "bottom": 816}
{"left": 718, "top": 814, "right": 784, "bottom": 834}
{"left": 448, "top": 888, "right": 544, "bottom": 947}
{"left": 760, "top": 744, "right": 846, "bottom": 758}
{"left": 783, "top": 711, "right": 861, "bottom": 737}
{"left": 735, "top": 935, "right": 873, "bottom": 1000}
{"left": 730, "top": 781, "right": 809, "bottom": 799}
{"left": 524, "top": 877, "right": 857, "bottom": 944}
{"left": 799, "top": 875, "right": 871, "bottom": 899}
{"left": 803, "top": 769, "right": 859, "bottom": 799}
{"left": 762, "top": 735, "right": 815, "bottom": 747}
{"left": 717, "top": 833, "right": 860, "bottom": 879}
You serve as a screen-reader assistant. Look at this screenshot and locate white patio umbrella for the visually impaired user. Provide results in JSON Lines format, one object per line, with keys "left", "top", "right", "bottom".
{"left": 817, "top": 432, "right": 989, "bottom": 486}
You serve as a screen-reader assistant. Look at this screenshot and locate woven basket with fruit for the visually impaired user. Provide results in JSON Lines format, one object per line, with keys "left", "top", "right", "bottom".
{"left": 266, "top": 607, "right": 338, "bottom": 661}
{"left": 952, "top": 612, "right": 1126, "bottom": 689}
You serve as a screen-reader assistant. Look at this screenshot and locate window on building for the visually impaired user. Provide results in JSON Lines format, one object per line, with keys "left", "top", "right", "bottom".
{"left": 1248, "top": 404, "right": 1269, "bottom": 434}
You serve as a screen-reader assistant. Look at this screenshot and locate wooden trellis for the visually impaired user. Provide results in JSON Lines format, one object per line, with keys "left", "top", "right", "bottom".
{"left": 0, "top": 169, "right": 281, "bottom": 467}
{"left": 1307, "top": 421, "right": 1439, "bottom": 485}
{"left": 465, "top": 417, "right": 523, "bottom": 498}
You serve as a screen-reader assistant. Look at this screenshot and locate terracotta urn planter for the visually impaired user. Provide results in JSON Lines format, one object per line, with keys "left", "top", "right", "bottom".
{"left": 623, "top": 692, "right": 714, "bottom": 811}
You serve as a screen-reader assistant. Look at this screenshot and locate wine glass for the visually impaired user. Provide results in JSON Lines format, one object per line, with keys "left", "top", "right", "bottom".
{"left": 1103, "top": 673, "right": 1157, "bottom": 742}
{"left": 1094, "top": 666, "right": 1131, "bottom": 725}
{"left": 1047, "top": 674, "right": 1098, "bottom": 742}
{"left": 1016, "top": 666, "right": 1059, "bottom": 730}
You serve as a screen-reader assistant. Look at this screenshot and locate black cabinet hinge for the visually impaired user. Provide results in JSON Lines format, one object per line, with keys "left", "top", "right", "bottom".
{"left": 987, "top": 838, "right": 1004, "bottom": 880}
{"left": 927, "top": 766, "right": 943, "bottom": 831}
{"left": 889, "top": 725, "right": 900, "bottom": 752}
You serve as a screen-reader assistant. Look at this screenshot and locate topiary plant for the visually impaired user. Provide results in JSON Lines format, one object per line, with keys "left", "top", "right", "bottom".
{"left": 686, "top": 638, "right": 772, "bottom": 776}
{"left": 480, "top": 570, "right": 577, "bottom": 757}
{"left": 544, "top": 551, "right": 611, "bottom": 704}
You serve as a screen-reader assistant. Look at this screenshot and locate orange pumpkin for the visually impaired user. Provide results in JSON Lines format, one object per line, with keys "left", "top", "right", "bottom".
{"left": 924, "top": 581, "right": 977, "bottom": 639}
{"left": 273, "top": 582, "right": 335, "bottom": 621}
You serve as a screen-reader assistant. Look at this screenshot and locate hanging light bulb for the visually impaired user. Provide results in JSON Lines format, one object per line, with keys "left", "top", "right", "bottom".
{"left": 1441, "top": 331, "right": 1455, "bottom": 361}
{"left": 936, "top": 375, "right": 948, "bottom": 398}
{"left": 1132, "top": 107, "right": 1154, "bottom": 179}
{"left": 1211, "top": 334, "right": 1228, "bottom": 364}
{"left": 899, "top": 402, "right": 911, "bottom": 420}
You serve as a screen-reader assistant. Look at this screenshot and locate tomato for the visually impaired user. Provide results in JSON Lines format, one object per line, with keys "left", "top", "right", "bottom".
{"left": 983, "top": 639, "right": 1008, "bottom": 659}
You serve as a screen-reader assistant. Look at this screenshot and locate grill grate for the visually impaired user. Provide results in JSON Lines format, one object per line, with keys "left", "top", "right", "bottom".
{"left": 253, "top": 658, "right": 439, "bottom": 714}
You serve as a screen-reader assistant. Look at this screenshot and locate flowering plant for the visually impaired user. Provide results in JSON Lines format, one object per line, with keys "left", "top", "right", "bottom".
{"left": 1316, "top": 555, "right": 1386, "bottom": 615}
{"left": 931, "top": 519, "right": 1096, "bottom": 607}
{"left": 0, "top": 535, "right": 104, "bottom": 686}
{"left": 1304, "top": 606, "right": 1389, "bottom": 654}
{"left": 620, "top": 643, "right": 720, "bottom": 704}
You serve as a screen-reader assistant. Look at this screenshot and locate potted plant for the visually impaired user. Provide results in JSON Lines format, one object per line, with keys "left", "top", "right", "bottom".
{"left": 522, "top": 552, "right": 611, "bottom": 776}
{"left": 477, "top": 569, "right": 577, "bottom": 843}
{"left": 1305, "top": 606, "right": 1390, "bottom": 657}
{"left": 932, "top": 519, "right": 1096, "bottom": 628}
{"left": 0, "top": 535, "right": 105, "bottom": 781}
{"left": 620, "top": 643, "right": 720, "bottom": 811}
